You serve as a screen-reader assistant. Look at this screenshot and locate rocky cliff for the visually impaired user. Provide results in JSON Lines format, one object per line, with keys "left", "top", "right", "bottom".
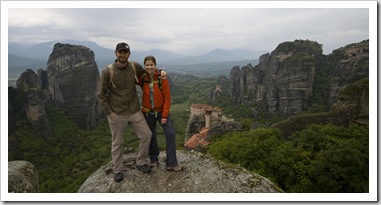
{"left": 228, "top": 39, "right": 369, "bottom": 116}
{"left": 230, "top": 40, "right": 321, "bottom": 116}
{"left": 273, "top": 75, "right": 369, "bottom": 139}
{"left": 46, "top": 43, "right": 100, "bottom": 130}
{"left": 9, "top": 43, "right": 101, "bottom": 137}
{"left": 328, "top": 41, "right": 369, "bottom": 106}
{"left": 15, "top": 69, "right": 52, "bottom": 139}
{"left": 78, "top": 150, "right": 282, "bottom": 193}
{"left": 8, "top": 87, "right": 17, "bottom": 137}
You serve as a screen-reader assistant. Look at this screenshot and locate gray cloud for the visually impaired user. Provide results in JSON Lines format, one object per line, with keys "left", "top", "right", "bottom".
{"left": 6, "top": 4, "right": 371, "bottom": 56}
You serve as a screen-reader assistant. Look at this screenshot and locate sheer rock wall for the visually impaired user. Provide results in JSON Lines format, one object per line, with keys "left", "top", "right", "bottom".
{"left": 47, "top": 43, "right": 100, "bottom": 130}
{"left": 229, "top": 39, "right": 369, "bottom": 116}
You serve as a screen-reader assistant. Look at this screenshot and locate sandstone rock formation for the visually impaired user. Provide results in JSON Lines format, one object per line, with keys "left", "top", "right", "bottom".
{"left": 16, "top": 69, "right": 52, "bottom": 139}
{"left": 211, "top": 76, "right": 229, "bottom": 101}
{"left": 272, "top": 73, "right": 369, "bottom": 138}
{"left": 77, "top": 150, "right": 282, "bottom": 193}
{"left": 328, "top": 41, "right": 369, "bottom": 106}
{"left": 8, "top": 87, "right": 17, "bottom": 137}
{"left": 228, "top": 39, "right": 369, "bottom": 117}
{"left": 229, "top": 40, "right": 321, "bottom": 116}
{"left": 47, "top": 43, "right": 100, "bottom": 130}
{"left": 8, "top": 160, "right": 39, "bottom": 193}
{"left": 10, "top": 43, "right": 102, "bottom": 133}
{"left": 331, "top": 77, "right": 369, "bottom": 125}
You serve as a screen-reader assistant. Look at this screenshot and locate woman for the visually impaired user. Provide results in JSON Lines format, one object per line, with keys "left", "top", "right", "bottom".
{"left": 138, "top": 55, "right": 183, "bottom": 172}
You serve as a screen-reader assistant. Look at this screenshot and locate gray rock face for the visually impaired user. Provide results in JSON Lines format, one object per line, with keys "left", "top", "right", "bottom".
{"left": 47, "top": 43, "right": 100, "bottom": 130}
{"left": 185, "top": 114, "right": 206, "bottom": 139}
{"left": 229, "top": 40, "right": 321, "bottom": 116}
{"left": 8, "top": 88, "right": 16, "bottom": 137}
{"left": 331, "top": 77, "right": 369, "bottom": 125}
{"left": 16, "top": 69, "right": 52, "bottom": 139}
{"left": 77, "top": 150, "right": 281, "bottom": 193}
{"left": 228, "top": 40, "right": 369, "bottom": 117}
{"left": 328, "top": 42, "right": 369, "bottom": 106}
{"left": 37, "top": 68, "right": 49, "bottom": 90}
{"left": 210, "top": 76, "right": 228, "bottom": 102}
{"left": 229, "top": 66, "right": 245, "bottom": 104}
{"left": 8, "top": 161, "right": 39, "bottom": 193}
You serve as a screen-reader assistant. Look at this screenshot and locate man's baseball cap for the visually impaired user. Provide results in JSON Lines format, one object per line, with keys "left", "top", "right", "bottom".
{"left": 115, "top": 42, "right": 130, "bottom": 52}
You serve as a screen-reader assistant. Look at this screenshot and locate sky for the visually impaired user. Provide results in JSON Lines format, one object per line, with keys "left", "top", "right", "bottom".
{"left": 3, "top": 1, "right": 374, "bottom": 56}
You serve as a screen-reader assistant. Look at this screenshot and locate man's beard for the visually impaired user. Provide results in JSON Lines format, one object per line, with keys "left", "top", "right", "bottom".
{"left": 118, "top": 57, "right": 127, "bottom": 64}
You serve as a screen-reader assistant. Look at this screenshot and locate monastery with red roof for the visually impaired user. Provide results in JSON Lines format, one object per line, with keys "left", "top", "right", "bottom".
{"left": 183, "top": 103, "right": 223, "bottom": 150}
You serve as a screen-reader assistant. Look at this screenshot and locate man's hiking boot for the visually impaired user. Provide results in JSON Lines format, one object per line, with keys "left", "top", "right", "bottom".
{"left": 149, "top": 161, "right": 159, "bottom": 167}
{"left": 114, "top": 172, "right": 124, "bottom": 182}
{"left": 166, "top": 164, "right": 183, "bottom": 172}
{"left": 136, "top": 164, "right": 151, "bottom": 173}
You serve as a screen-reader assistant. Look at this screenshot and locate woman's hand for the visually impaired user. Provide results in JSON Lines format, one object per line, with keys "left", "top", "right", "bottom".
{"left": 161, "top": 118, "right": 167, "bottom": 125}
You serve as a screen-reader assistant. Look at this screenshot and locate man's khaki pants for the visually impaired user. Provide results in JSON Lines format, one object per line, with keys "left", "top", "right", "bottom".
{"left": 107, "top": 111, "right": 152, "bottom": 174}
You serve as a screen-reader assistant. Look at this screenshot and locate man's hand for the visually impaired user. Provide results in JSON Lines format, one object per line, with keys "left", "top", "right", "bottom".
{"left": 108, "top": 112, "right": 117, "bottom": 119}
{"left": 160, "top": 70, "right": 167, "bottom": 79}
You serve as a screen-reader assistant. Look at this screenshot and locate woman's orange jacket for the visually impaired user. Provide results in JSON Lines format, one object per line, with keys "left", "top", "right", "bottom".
{"left": 137, "top": 69, "right": 171, "bottom": 118}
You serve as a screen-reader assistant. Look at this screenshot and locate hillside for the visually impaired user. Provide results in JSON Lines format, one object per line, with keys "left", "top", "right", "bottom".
{"left": 8, "top": 39, "right": 370, "bottom": 194}
{"left": 8, "top": 54, "right": 46, "bottom": 78}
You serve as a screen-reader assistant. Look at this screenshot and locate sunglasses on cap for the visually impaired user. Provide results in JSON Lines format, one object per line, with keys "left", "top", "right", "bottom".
{"left": 117, "top": 50, "right": 128, "bottom": 54}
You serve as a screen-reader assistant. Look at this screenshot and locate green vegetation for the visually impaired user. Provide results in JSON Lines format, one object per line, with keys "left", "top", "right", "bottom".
{"left": 306, "top": 58, "right": 331, "bottom": 113}
{"left": 8, "top": 73, "right": 216, "bottom": 193}
{"left": 10, "top": 103, "right": 111, "bottom": 192}
{"left": 289, "top": 52, "right": 315, "bottom": 63}
{"left": 276, "top": 39, "right": 323, "bottom": 54}
{"left": 9, "top": 70, "right": 369, "bottom": 193}
{"left": 207, "top": 123, "right": 368, "bottom": 193}
{"left": 170, "top": 74, "right": 216, "bottom": 104}
{"left": 339, "top": 77, "right": 368, "bottom": 98}
{"left": 345, "top": 39, "right": 369, "bottom": 49}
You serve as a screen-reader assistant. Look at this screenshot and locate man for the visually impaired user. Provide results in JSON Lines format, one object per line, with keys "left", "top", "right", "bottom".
{"left": 97, "top": 42, "right": 154, "bottom": 182}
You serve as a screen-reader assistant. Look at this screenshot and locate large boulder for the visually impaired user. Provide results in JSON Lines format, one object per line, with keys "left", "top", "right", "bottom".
{"left": 8, "top": 161, "right": 39, "bottom": 193}
{"left": 78, "top": 150, "right": 282, "bottom": 193}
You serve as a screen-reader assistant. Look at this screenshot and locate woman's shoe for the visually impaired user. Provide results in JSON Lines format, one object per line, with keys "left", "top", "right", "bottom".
{"left": 166, "top": 164, "right": 183, "bottom": 172}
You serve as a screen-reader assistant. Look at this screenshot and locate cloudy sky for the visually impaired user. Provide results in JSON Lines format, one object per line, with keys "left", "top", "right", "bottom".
{"left": 3, "top": 1, "right": 374, "bottom": 56}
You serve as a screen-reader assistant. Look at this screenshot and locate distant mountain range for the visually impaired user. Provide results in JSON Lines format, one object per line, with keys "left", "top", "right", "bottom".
{"left": 8, "top": 40, "right": 263, "bottom": 77}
